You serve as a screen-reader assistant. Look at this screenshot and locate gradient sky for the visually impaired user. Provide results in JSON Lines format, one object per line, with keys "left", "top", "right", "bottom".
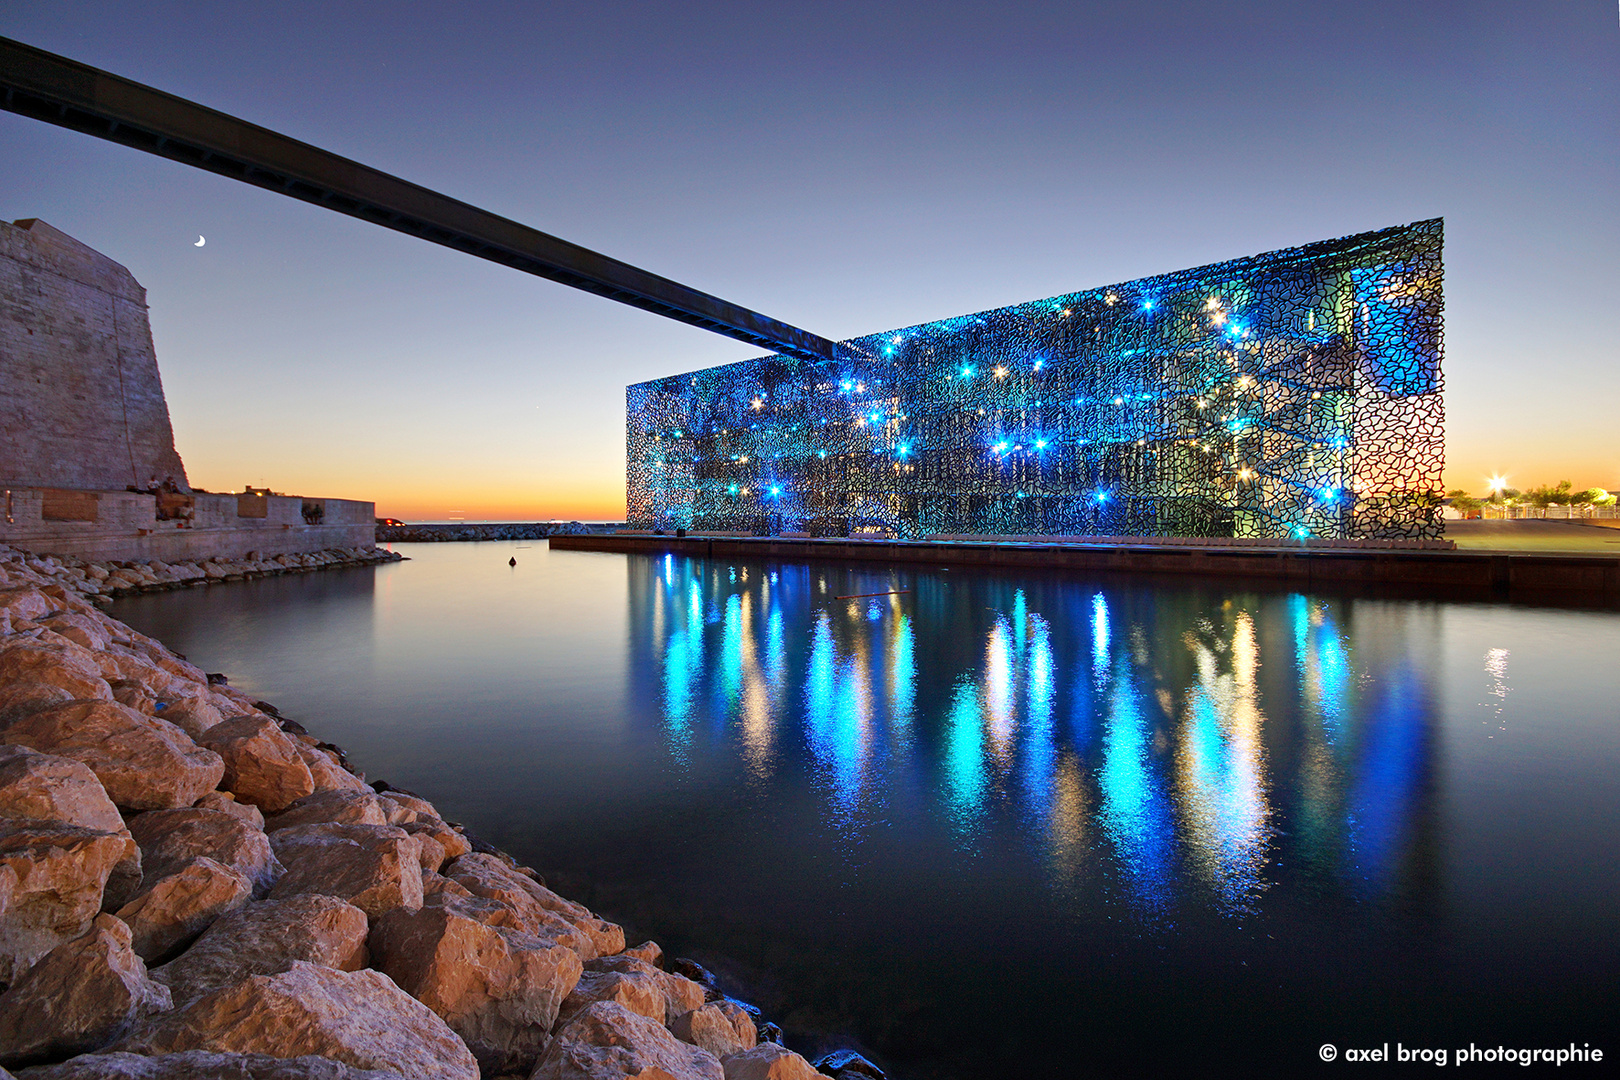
{"left": 2, "top": 1, "right": 1616, "bottom": 519}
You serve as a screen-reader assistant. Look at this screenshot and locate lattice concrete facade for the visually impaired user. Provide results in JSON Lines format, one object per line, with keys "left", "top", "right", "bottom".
{"left": 628, "top": 221, "right": 1444, "bottom": 541}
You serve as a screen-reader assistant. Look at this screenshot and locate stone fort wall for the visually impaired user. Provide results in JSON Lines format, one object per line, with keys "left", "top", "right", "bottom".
{"left": 0, "top": 219, "right": 375, "bottom": 561}
{"left": 0, "top": 217, "right": 190, "bottom": 492}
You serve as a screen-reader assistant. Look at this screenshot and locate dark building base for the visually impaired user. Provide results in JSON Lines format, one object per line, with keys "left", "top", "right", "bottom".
{"left": 550, "top": 533, "right": 1620, "bottom": 607}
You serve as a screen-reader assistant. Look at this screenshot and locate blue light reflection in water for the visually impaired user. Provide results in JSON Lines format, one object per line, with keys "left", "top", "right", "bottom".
{"left": 630, "top": 555, "right": 1445, "bottom": 922}
{"left": 108, "top": 544, "right": 1620, "bottom": 1078}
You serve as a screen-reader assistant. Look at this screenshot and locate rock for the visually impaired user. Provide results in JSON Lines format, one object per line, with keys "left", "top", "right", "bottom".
{"left": 0, "top": 914, "right": 171, "bottom": 1067}
{"left": 155, "top": 694, "right": 224, "bottom": 741}
{"left": 295, "top": 744, "right": 366, "bottom": 794}
{"left": 810, "top": 1050, "right": 886, "bottom": 1079}
{"left": 531, "top": 1001, "right": 724, "bottom": 1080}
{"left": 442, "top": 853, "right": 623, "bottom": 959}
{"left": 192, "top": 792, "right": 264, "bottom": 831}
{"left": 94, "top": 652, "right": 200, "bottom": 703}
{"left": 419, "top": 871, "right": 472, "bottom": 901}
{"left": 151, "top": 896, "right": 369, "bottom": 1007}
{"left": 585, "top": 955, "right": 708, "bottom": 1022}
{"left": 720, "top": 997, "right": 761, "bottom": 1023}
{"left": 0, "top": 642, "right": 112, "bottom": 721}
{"left": 438, "top": 859, "right": 593, "bottom": 955}
{"left": 195, "top": 717, "right": 314, "bottom": 813}
{"left": 715, "top": 1001, "right": 758, "bottom": 1049}
{"left": 671, "top": 957, "right": 722, "bottom": 1001}
{"left": 0, "top": 820, "right": 129, "bottom": 984}
{"left": 110, "top": 679, "right": 158, "bottom": 716}
{"left": 0, "top": 586, "right": 54, "bottom": 622}
{"left": 0, "top": 701, "right": 224, "bottom": 811}
{"left": 128, "top": 809, "right": 281, "bottom": 896}
{"left": 754, "top": 1022, "right": 782, "bottom": 1045}
{"left": 402, "top": 818, "right": 468, "bottom": 862}
{"left": 263, "top": 791, "right": 391, "bottom": 834}
{"left": 0, "top": 745, "right": 142, "bottom": 910}
{"left": 720, "top": 1044, "right": 821, "bottom": 1080}
{"left": 36, "top": 612, "right": 111, "bottom": 652}
{"left": 373, "top": 791, "right": 435, "bottom": 823}
{"left": 671, "top": 1001, "right": 756, "bottom": 1058}
{"left": 268, "top": 823, "right": 422, "bottom": 919}
{"left": 13, "top": 1050, "right": 409, "bottom": 1078}
{"left": 114, "top": 857, "right": 252, "bottom": 963}
{"left": 407, "top": 831, "right": 445, "bottom": 873}
{"left": 369, "top": 893, "right": 583, "bottom": 1075}
{"left": 621, "top": 940, "right": 663, "bottom": 967}
{"left": 557, "top": 966, "right": 669, "bottom": 1027}
{"left": 113, "top": 962, "right": 478, "bottom": 1080}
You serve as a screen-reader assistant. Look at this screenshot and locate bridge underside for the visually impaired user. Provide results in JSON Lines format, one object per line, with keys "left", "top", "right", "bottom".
{"left": 0, "top": 36, "right": 840, "bottom": 363}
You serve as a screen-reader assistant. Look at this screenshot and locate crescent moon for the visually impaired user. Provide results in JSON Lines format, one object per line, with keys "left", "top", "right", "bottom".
{"left": 194, "top": 235, "right": 206, "bottom": 247}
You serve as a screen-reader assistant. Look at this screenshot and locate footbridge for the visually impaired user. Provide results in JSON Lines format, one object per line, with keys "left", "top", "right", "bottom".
{"left": 0, "top": 36, "right": 842, "bottom": 363}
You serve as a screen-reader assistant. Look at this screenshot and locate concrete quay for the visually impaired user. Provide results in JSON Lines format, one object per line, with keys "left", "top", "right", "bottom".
{"left": 550, "top": 532, "right": 1620, "bottom": 605}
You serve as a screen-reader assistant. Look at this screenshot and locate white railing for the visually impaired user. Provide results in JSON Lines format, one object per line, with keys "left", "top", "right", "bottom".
{"left": 1479, "top": 505, "right": 1620, "bottom": 520}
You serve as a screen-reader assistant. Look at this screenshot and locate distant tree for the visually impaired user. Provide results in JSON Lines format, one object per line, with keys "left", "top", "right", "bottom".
{"left": 1523, "top": 480, "right": 1575, "bottom": 508}
{"left": 1590, "top": 489, "right": 1618, "bottom": 508}
{"left": 1488, "top": 486, "right": 1521, "bottom": 504}
{"left": 1446, "top": 488, "right": 1485, "bottom": 514}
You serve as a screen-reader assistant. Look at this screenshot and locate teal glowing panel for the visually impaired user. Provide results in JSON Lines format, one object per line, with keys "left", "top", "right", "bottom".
{"left": 627, "top": 220, "right": 1443, "bottom": 540}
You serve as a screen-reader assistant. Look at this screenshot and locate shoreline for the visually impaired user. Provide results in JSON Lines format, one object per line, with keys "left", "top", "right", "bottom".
{"left": 8, "top": 546, "right": 407, "bottom": 603}
{"left": 0, "top": 543, "right": 874, "bottom": 1079}
{"left": 376, "top": 524, "right": 620, "bottom": 544}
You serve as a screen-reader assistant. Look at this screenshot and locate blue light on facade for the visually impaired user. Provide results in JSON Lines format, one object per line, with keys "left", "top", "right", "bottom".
{"left": 627, "top": 221, "right": 1444, "bottom": 540}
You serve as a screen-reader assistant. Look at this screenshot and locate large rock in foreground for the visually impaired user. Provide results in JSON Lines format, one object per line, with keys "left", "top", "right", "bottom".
{"left": 114, "top": 857, "right": 252, "bottom": 963}
{"left": 17, "top": 1050, "right": 411, "bottom": 1078}
{"left": 193, "top": 792, "right": 263, "bottom": 831}
{"left": 531, "top": 1000, "right": 724, "bottom": 1080}
{"left": 672, "top": 1001, "right": 757, "bottom": 1059}
{"left": 557, "top": 966, "right": 669, "bottom": 1027}
{"left": 268, "top": 823, "right": 422, "bottom": 919}
{"left": 584, "top": 955, "right": 708, "bottom": 1023}
{"left": 442, "top": 853, "right": 621, "bottom": 959}
{"left": 0, "top": 744, "right": 142, "bottom": 909}
{"left": 264, "top": 791, "right": 389, "bottom": 834}
{"left": 369, "top": 893, "right": 583, "bottom": 1075}
{"left": 196, "top": 717, "right": 314, "bottom": 814}
{"left": 296, "top": 744, "right": 367, "bottom": 795}
{"left": 0, "top": 820, "right": 129, "bottom": 984}
{"left": 0, "top": 701, "right": 223, "bottom": 811}
{"left": 152, "top": 895, "right": 369, "bottom": 1007}
{"left": 719, "top": 1044, "right": 823, "bottom": 1080}
{"left": 0, "top": 745, "right": 125, "bottom": 835}
{"left": 0, "top": 641, "right": 112, "bottom": 721}
{"left": 0, "top": 914, "right": 171, "bottom": 1067}
{"left": 113, "top": 961, "right": 478, "bottom": 1080}
{"left": 127, "top": 809, "right": 280, "bottom": 896}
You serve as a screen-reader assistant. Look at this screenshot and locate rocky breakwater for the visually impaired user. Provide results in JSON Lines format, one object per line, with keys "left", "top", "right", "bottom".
{"left": 0, "top": 548, "right": 872, "bottom": 1080}
{"left": 374, "top": 524, "right": 611, "bottom": 544}
{"left": 3, "top": 546, "right": 405, "bottom": 602}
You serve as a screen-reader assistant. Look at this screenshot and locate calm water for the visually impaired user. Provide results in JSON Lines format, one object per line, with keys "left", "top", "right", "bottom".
{"left": 111, "top": 543, "right": 1620, "bottom": 1077}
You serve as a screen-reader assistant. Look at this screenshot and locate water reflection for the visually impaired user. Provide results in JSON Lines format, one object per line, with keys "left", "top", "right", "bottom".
{"left": 627, "top": 557, "right": 1440, "bottom": 919}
